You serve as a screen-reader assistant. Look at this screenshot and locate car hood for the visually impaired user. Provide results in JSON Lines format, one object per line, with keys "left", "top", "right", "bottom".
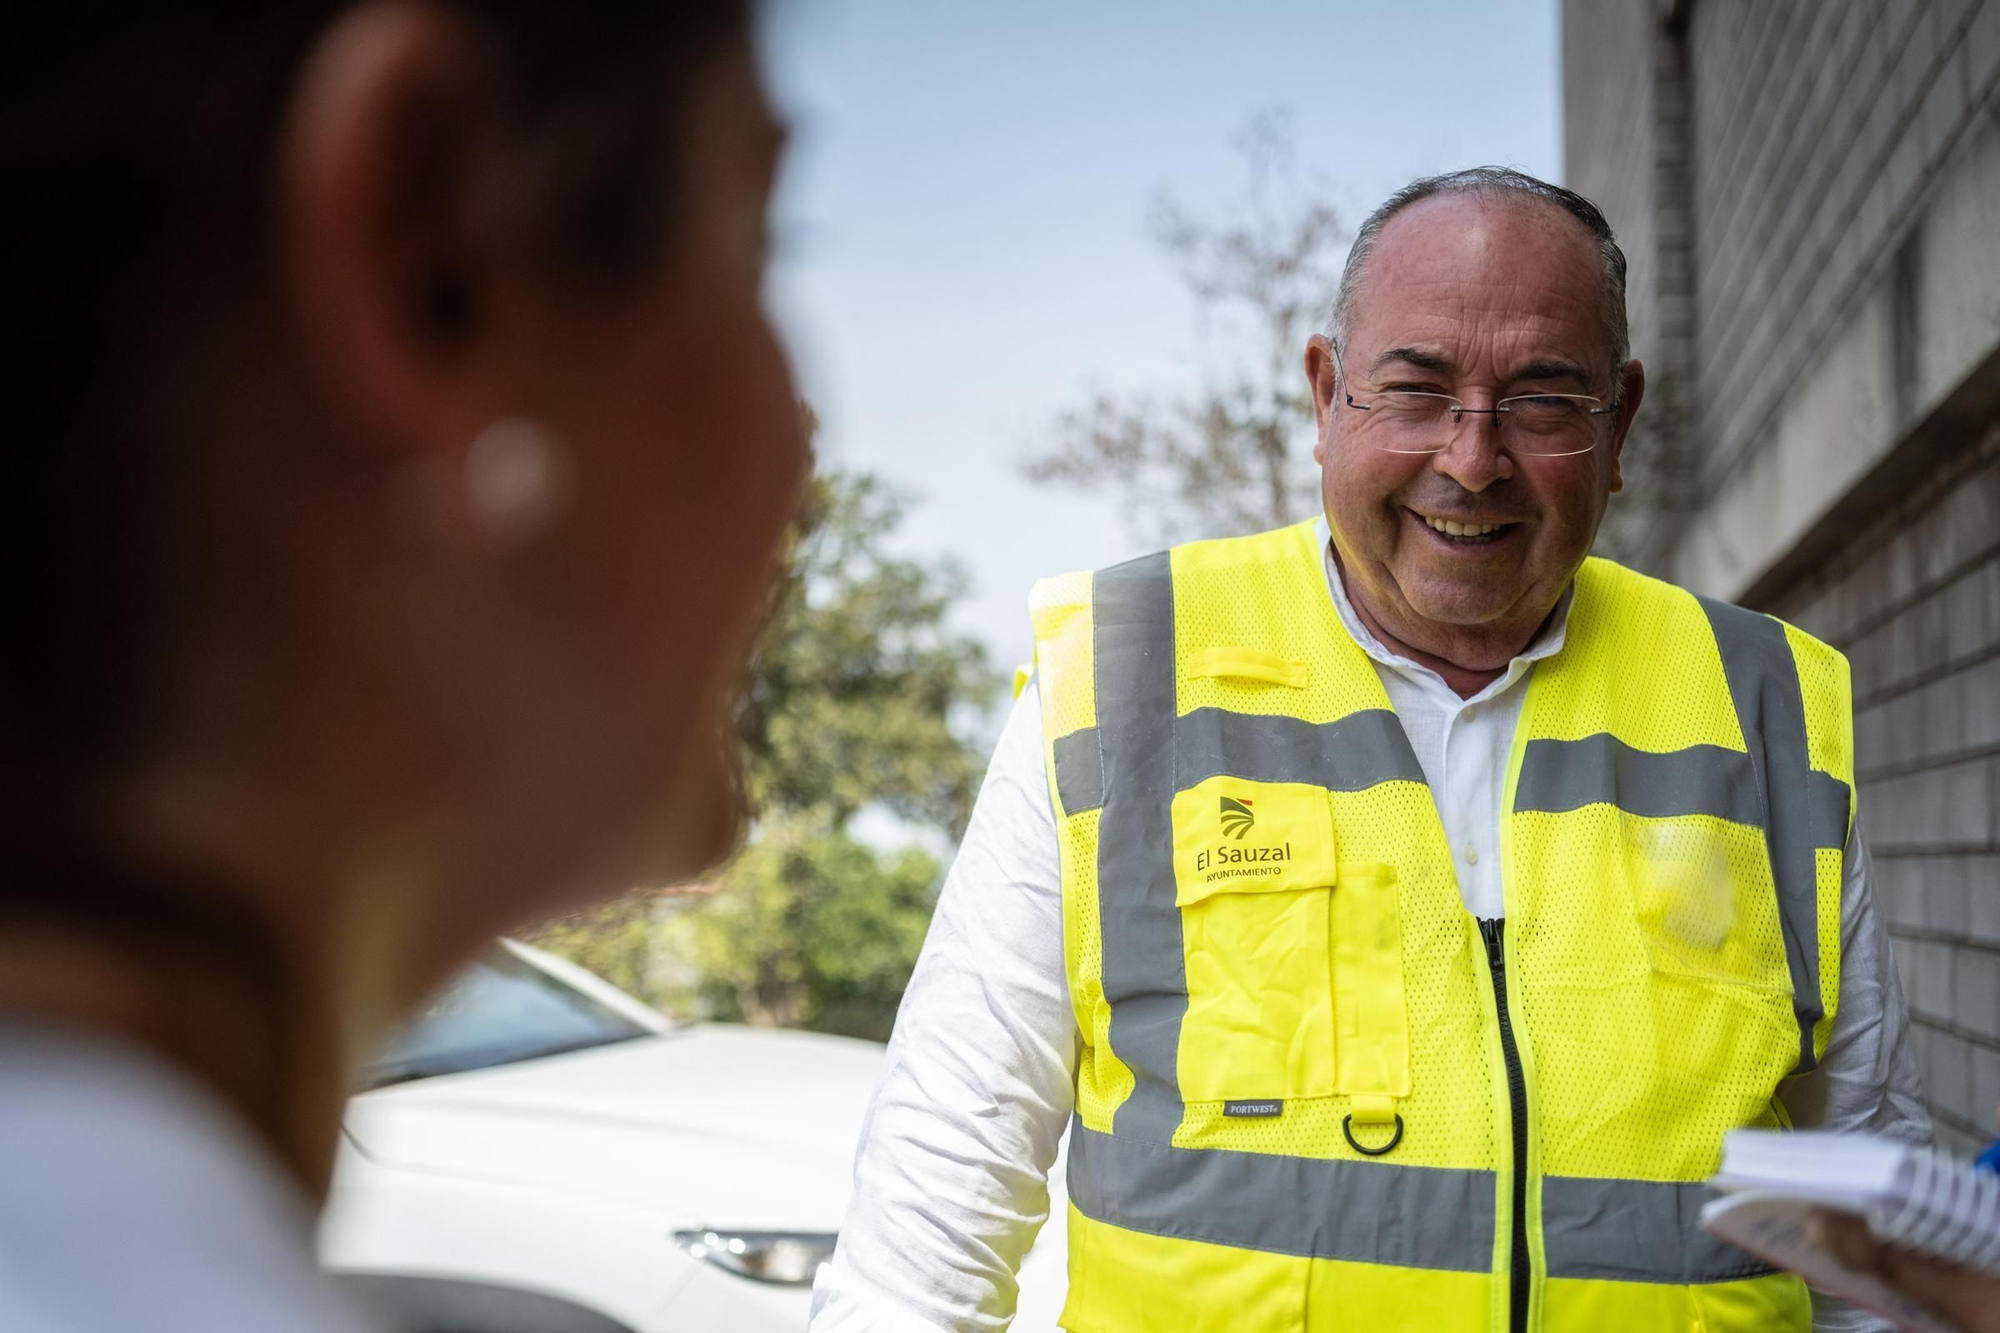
{"left": 342, "top": 1023, "right": 883, "bottom": 1231}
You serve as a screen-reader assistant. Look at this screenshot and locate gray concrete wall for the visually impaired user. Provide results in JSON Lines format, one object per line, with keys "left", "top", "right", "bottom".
{"left": 1563, "top": 0, "right": 1698, "bottom": 566}
{"left": 1564, "top": 0, "right": 2000, "bottom": 1156}
{"left": 1770, "top": 425, "right": 2000, "bottom": 1158}
{"left": 1686, "top": 2, "right": 1998, "bottom": 491}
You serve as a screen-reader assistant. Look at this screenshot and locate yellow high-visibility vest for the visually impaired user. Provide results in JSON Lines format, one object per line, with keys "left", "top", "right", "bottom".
{"left": 1029, "top": 520, "right": 1852, "bottom": 1333}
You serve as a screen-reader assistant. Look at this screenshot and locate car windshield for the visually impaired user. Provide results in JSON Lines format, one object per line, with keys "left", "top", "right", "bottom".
{"left": 367, "top": 949, "right": 654, "bottom": 1088}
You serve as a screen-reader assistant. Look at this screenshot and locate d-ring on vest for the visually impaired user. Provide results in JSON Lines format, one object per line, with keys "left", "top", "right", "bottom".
{"left": 1029, "top": 520, "right": 1852, "bottom": 1333}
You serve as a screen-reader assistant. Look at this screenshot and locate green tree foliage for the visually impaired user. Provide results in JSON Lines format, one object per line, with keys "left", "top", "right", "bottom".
{"left": 657, "top": 813, "right": 941, "bottom": 1040}
{"left": 530, "top": 465, "right": 996, "bottom": 1038}
{"left": 739, "top": 470, "right": 991, "bottom": 839}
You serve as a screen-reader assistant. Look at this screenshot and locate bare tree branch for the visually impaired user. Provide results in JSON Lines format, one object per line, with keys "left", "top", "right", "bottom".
{"left": 1022, "top": 109, "right": 1351, "bottom": 546}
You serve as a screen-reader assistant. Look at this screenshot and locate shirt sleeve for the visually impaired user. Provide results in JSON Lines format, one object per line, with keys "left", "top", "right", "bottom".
{"left": 809, "top": 681, "right": 1076, "bottom": 1333}
{"left": 1776, "top": 809, "right": 1934, "bottom": 1333}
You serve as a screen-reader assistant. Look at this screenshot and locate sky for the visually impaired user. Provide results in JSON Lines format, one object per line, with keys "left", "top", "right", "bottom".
{"left": 759, "top": 0, "right": 1563, "bottom": 688}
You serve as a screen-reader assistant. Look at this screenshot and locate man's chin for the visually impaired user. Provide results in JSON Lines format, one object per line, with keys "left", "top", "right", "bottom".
{"left": 1397, "top": 578, "right": 1522, "bottom": 630}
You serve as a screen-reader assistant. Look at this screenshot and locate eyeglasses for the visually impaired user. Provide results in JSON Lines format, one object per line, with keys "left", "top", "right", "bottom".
{"left": 1330, "top": 342, "right": 1616, "bottom": 458}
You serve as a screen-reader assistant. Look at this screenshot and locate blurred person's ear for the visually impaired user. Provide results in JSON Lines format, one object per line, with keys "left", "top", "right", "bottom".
{"left": 278, "top": 1, "right": 515, "bottom": 502}
{"left": 252, "top": 4, "right": 805, "bottom": 925}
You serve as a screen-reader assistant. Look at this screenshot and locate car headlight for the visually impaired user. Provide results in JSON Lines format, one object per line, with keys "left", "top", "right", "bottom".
{"left": 672, "top": 1229, "right": 838, "bottom": 1286}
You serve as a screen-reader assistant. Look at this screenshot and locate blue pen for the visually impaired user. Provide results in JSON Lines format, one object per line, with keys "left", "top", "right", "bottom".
{"left": 1977, "top": 1137, "right": 2000, "bottom": 1176}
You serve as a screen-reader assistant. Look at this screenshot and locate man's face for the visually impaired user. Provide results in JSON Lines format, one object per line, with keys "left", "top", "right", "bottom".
{"left": 1306, "top": 194, "right": 1642, "bottom": 665}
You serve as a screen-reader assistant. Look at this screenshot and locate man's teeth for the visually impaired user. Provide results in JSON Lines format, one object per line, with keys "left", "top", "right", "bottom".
{"left": 1423, "top": 516, "right": 1505, "bottom": 537}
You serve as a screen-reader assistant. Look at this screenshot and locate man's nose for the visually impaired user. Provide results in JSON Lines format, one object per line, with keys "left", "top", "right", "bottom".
{"left": 1431, "top": 406, "right": 1513, "bottom": 492}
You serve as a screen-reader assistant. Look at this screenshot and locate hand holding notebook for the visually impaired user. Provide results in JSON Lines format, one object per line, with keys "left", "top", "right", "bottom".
{"left": 1701, "top": 1129, "right": 2000, "bottom": 1333}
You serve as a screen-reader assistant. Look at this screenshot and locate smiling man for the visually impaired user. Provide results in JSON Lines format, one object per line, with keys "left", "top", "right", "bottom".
{"left": 1310, "top": 188, "right": 1637, "bottom": 697}
{"left": 812, "top": 169, "right": 1930, "bottom": 1333}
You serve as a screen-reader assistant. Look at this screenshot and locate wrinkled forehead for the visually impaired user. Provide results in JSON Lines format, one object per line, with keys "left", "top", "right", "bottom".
{"left": 1345, "top": 193, "right": 1614, "bottom": 381}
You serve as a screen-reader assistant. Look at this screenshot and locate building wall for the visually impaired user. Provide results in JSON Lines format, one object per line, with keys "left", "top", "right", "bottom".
{"left": 1771, "top": 427, "right": 2000, "bottom": 1157}
{"left": 1565, "top": 0, "right": 2000, "bottom": 1157}
{"left": 1561, "top": 0, "right": 1698, "bottom": 567}
{"left": 1686, "top": 2, "right": 1994, "bottom": 485}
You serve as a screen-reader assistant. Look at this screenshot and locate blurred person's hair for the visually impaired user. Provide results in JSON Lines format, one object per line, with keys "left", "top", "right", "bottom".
{"left": 1327, "top": 166, "right": 1632, "bottom": 375}
{"left": 0, "top": 1, "right": 749, "bottom": 823}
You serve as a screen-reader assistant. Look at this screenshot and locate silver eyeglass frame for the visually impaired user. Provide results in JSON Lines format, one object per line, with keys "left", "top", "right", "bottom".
{"left": 1329, "top": 341, "right": 1617, "bottom": 459}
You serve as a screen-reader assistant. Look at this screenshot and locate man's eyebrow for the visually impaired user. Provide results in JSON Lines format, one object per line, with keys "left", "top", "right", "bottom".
{"left": 1370, "top": 347, "right": 1454, "bottom": 375}
{"left": 1508, "top": 359, "right": 1593, "bottom": 386}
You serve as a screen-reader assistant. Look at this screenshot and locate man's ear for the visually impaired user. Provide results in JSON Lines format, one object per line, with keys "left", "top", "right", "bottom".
{"left": 277, "top": 0, "right": 511, "bottom": 469}
{"left": 1305, "top": 334, "right": 1338, "bottom": 464}
{"left": 1606, "top": 358, "right": 1646, "bottom": 494}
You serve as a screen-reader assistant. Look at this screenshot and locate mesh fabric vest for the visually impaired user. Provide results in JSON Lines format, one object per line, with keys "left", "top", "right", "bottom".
{"left": 1029, "top": 520, "right": 1852, "bottom": 1333}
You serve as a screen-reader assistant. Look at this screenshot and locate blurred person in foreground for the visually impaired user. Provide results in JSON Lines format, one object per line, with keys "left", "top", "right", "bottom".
{"left": 813, "top": 169, "right": 1931, "bottom": 1333}
{"left": 0, "top": 3, "right": 806, "bottom": 1330}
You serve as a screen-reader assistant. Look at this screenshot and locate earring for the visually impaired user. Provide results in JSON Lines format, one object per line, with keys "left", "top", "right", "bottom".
{"left": 465, "top": 418, "right": 565, "bottom": 542}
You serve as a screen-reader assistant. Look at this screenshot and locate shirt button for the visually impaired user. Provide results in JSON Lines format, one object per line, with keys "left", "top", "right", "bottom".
{"left": 1462, "top": 845, "right": 1480, "bottom": 866}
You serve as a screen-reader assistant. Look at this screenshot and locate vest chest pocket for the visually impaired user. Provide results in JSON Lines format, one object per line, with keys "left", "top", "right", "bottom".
{"left": 1625, "top": 817, "right": 1799, "bottom": 997}
{"left": 1170, "top": 777, "right": 1342, "bottom": 1102}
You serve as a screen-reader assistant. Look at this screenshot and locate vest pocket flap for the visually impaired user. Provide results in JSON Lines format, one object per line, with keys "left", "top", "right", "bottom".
{"left": 1171, "top": 777, "right": 1338, "bottom": 907}
{"left": 1185, "top": 646, "right": 1309, "bottom": 690}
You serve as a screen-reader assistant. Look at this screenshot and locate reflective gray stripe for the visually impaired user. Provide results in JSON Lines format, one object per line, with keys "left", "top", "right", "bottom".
{"left": 1084, "top": 559, "right": 1431, "bottom": 1138}
{"left": 1514, "top": 734, "right": 1762, "bottom": 824}
{"left": 1069, "top": 1134, "right": 1778, "bottom": 1285}
{"left": 1052, "top": 730, "right": 1104, "bottom": 815}
{"left": 1068, "top": 1122, "right": 1495, "bottom": 1273}
{"left": 1808, "top": 769, "right": 1851, "bottom": 856}
{"left": 1055, "top": 708, "right": 1424, "bottom": 815}
{"left": 1542, "top": 1176, "right": 1777, "bottom": 1284}
{"left": 1175, "top": 707, "right": 1425, "bottom": 792}
{"left": 1700, "top": 596, "right": 1839, "bottom": 1074}
{"left": 1093, "top": 553, "right": 1187, "bottom": 1141}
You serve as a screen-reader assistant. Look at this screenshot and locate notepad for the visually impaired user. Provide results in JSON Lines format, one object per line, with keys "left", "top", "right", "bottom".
{"left": 1700, "top": 1129, "right": 2000, "bottom": 1333}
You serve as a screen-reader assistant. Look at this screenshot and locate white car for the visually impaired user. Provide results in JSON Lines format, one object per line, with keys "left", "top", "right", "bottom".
{"left": 321, "top": 940, "right": 1068, "bottom": 1332}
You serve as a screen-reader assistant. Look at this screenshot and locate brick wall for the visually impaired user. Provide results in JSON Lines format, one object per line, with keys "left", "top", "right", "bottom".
{"left": 1772, "top": 428, "right": 2000, "bottom": 1158}
{"left": 1574, "top": 0, "right": 2000, "bottom": 568}
{"left": 1687, "top": 0, "right": 1999, "bottom": 492}
{"left": 1566, "top": 0, "right": 2000, "bottom": 1154}
{"left": 1562, "top": 0, "right": 1698, "bottom": 567}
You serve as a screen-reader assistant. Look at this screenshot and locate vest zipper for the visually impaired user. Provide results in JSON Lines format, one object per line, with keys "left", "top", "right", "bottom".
{"left": 1480, "top": 916, "right": 1531, "bottom": 1333}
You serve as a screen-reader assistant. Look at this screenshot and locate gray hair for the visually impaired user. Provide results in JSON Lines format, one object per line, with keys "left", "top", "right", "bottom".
{"left": 1327, "top": 166, "right": 1631, "bottom": 375}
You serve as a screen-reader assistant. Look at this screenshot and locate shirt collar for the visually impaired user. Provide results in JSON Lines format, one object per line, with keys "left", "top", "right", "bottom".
{"left": 1313, "top": 516, "right": 1572, "bottom": 706}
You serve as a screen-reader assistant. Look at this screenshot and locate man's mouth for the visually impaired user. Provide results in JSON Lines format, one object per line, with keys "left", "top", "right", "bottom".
{"left": 1408, "top": 508, "right": 1522, "bottom": 547}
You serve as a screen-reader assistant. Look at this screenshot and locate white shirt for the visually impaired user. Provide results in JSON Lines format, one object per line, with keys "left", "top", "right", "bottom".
{"left": 0, "top": 1026, "right": 385, "bottom": 1333}
{"left": 811, "top": 533, "right": 1932, "bottom": 1333}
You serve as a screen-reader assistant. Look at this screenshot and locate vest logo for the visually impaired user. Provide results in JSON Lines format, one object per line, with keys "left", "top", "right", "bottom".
{"left": 1172, "top": 778, "right": 1322, "bottom": 894}
{"left": 1219, "top": 796, "right": 1255, "bottom": 840}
